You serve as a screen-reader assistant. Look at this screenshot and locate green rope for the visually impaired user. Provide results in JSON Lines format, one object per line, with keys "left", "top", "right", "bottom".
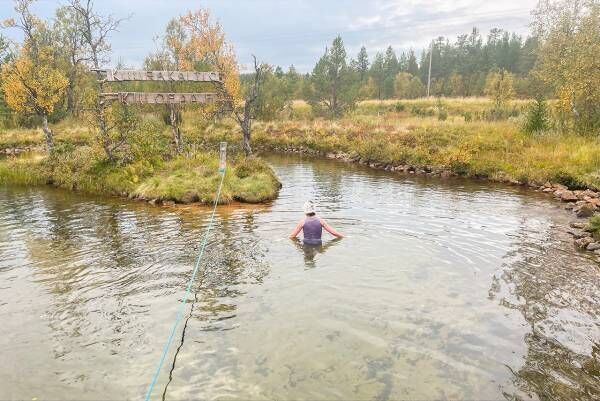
{"left": 143, "top": 169, "right": 226, "bottom": 401}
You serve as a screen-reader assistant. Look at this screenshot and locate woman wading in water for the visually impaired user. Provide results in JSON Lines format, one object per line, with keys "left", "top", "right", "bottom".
{"left": 289, "top": 201, "right": 344, "bottom": 243}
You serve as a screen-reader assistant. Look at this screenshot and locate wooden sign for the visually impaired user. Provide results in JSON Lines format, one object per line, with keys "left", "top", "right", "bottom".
{"left": 100, "top": 92, "right": 217, "bottom": 104}
{"left": 101, "top": 70, "right": 220, "bottom": 82}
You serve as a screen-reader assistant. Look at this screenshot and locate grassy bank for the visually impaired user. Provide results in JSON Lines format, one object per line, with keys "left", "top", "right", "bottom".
{"left": 0, "top": 146, "right": 281, "bottom": 204}
{"left": 2, "top": 97, "right": 599, "bottom": 194}
{"left": 177, "top": 99, "right": 600, "bottom": 190}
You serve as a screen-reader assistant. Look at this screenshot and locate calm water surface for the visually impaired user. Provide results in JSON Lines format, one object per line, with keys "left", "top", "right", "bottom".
{"left": 1, "top": 154, "right": 599, "bottom": 400}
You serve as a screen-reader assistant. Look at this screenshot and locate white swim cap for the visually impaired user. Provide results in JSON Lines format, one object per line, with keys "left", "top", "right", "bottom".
{"left": 303, "top": 200, "right": 316, "bottom": 214}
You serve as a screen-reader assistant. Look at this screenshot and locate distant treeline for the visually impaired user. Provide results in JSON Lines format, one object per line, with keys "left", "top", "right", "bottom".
{"left": 241, "top": 27, "right": 538, "bottom": 100}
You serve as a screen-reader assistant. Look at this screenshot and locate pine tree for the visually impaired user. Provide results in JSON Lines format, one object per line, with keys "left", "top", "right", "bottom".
{"left": 370, "top": 52, "right": 385, "bottom": 99}
{"left": 307, "top": 36, "right": 358, "bottom": 116}
{"left": 407, "top": 50, "right": 419, "bottom": 77}
{"left": 356, "top": 46, "right": 369, "bottom": 81}
{"left": 383, "top": 46, "right": 398, "bottom": 98}
{"left": 523, "top": 96, "right": 549, "bottom": 134}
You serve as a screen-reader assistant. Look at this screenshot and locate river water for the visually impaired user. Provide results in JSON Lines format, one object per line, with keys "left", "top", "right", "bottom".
{"left": 1, "top": 154, "right": 599, "bottom": 400}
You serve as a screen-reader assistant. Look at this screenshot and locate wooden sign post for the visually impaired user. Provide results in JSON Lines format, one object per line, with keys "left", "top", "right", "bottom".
{"left": 95, "top": 69, "right": 220, "bottom": 105}
{"left": 99, "top": 69, "right": 220, "bottom": 82}
{"left": 99, "top": 92, "right": 217, "bottom": 105}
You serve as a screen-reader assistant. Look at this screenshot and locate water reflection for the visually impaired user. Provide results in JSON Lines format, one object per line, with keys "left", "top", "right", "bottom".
{"left": 1, "top": 155, "right": 599, "bottom": 401}
{"left": 290, "top": 238, "right": 342, "bottom": 269}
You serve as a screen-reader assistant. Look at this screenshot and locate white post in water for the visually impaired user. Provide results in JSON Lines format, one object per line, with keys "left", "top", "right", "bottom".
{"left": 219, "top": 142, "right": 227, "bottom": 173}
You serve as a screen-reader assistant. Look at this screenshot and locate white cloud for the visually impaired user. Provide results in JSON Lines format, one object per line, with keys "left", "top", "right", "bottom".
{"left": 0, "top": 0, "right": 541, "bottom": 71}
{"left": 340, "top": 0, "right": 538, "bottom": 59}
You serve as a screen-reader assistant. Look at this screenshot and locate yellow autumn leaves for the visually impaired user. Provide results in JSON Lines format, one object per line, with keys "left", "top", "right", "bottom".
{"left": 484, "top": 70, "right": 515, "bottom": 109}
{"left": 1, "top": 46, "right": 68, "bottom": 115}
{"left": 534, "top": 1, "right": 600, "bottom": 130}
{"left": 172, "top": 9, "right": 241, "bottom": 104}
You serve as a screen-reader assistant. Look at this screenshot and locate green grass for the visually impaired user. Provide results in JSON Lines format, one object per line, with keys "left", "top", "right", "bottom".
{"left": 0, "top": 121, "right": 90, "bottom": 150}
{"left": 0, "top": 153, "right": 49, "bottom": 185}
{"left": 0, "top": 147, "right": 280, "bottom": 204}
{"left": 133, "top": 154, "right": 280, "bottom": 203}
{"left": 285, "top": 98, "right": 531, "bottom": 119}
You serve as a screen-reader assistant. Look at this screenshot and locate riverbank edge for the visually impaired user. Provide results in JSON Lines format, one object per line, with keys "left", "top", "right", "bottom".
{"left": 0, "top": 149, "right": 282, "bottom": 206}
{"left": 261, "top": 144, "right": 600, "bottom": 256}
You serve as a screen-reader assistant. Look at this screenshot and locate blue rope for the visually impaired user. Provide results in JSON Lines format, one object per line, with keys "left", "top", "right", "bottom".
{"left": 143, "top": 170, "right": 226, "bottom": 401}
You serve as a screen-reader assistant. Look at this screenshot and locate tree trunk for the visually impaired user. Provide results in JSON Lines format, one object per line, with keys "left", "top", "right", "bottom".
{"left": 67, "top": 69, "right": 77, "bottom": 116}
{"left": 96, "top": 79, "right": 114, "bottom": 161}
{"left": 242, "top": 124, "right": 252, "bottom": 157}
{"left": 97, "top": 103, "right": 113, "bottom": 161}
{"left": 169, "top": 104, "right": 182, "bottom": 154}
{"left": 332, "top": 77, "right": 338, "bottom": 115}
{"left": 41, "top": 114, "right": 54, "bottom": 153}
{"left": 241, "top": 103, "right": 253, "bottom": 157}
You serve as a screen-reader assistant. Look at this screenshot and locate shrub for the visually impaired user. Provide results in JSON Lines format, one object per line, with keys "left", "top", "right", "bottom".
{"left": 552, "top": 170, "right": 584, "bottom": 189}
{"left": 483, "top": 107, "right": 512, "bottom": 121}
{"left": 410, "top": 105, "right": 435, "bottom": 117}
{"left": 126, "top": 119, "right": 170, "bottom": 162}
{"left": 438, "top": 109, "right": 448, "bottom": 121}
{"left": 234, "top": 157, "right": 271, "bottom": 179}
{"left": 161, "top": 107, "right": 183, "bottom": 127}
{"left": 523, "top": 97, "right": 549, "bottom": 135}
{"left": 586, "top": 214, "right": 600, "bottom": 240}
{"left": 394, "top": 102, "right": 405, "bottom": 112}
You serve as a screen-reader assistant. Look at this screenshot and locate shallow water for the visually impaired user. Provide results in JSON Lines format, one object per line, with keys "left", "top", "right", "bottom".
{"left": 1, "top": 154, "right": 599, "bottom": 400}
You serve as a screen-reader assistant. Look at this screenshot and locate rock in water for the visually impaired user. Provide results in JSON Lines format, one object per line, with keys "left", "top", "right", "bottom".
{"left": 570, "top": 221, "right": 587, "bottom": 229}
{"left": 575, "top": 237, "right": 594, "bottom": 249}
{"left": 586, "top": 198, "right": 600, "bottom": 207}
{"left": 586, "top": 242, "right": 600, "bottom": 251}
{"left": 569, "top": 230, "right": 592, "bottom": 239}
{"left": 559, "top": 190, "right": 579, "bottom": 202}
{"left": 576, "top": 203, "right": 596, "bottom": 218}
{"left": 181, "top": 191, "right": 200, "bottom": 204}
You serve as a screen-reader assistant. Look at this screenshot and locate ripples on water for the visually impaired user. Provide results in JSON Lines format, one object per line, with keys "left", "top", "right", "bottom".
{"left": 0, "top": 154, "right": 598, "bottom": 400}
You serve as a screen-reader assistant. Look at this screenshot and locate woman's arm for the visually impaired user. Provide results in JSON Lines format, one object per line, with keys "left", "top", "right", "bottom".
{"left": 289, "top": 218, "right": 305, "bottom": 238}
{"left": 321, "top": 219, "right": 344, "bottom": 238}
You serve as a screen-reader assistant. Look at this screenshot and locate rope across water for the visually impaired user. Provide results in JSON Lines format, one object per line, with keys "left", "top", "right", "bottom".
{"left": 143, "top": 169, "right": 226, "bottom": 401}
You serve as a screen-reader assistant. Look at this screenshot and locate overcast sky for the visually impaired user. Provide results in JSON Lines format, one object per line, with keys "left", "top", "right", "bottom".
{"left": 0, "top": 0, "right": 539, "bottom": 72}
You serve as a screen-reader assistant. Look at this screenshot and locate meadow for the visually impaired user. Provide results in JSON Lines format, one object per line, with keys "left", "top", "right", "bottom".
{"left": 2, "top": 97, "right": 600, "bottom": 199}
{"left": 189, "top": 98, "right": 600, "bottom": 190}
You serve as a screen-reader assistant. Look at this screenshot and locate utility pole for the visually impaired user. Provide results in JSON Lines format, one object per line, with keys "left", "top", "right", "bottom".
{"left": 427, "top": 40, "right": 433, "bottom": 97}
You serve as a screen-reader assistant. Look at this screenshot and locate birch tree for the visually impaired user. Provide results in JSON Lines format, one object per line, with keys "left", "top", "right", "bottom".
{"left": 1, "top": 0, "right": 67, "bottom": 152}
{"left": 532, "top": 0, "right": 600, "bottom": 132}
{"left": 69, "top": 0, "right": 127, "bottom": 161}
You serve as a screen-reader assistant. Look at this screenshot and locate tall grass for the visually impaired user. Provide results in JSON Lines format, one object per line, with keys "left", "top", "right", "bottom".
{"left": 183, "top": 109, "right": 600, "bottom": 190}
{"left": 2, "top": 97, "right": 599, "bottom": 192}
